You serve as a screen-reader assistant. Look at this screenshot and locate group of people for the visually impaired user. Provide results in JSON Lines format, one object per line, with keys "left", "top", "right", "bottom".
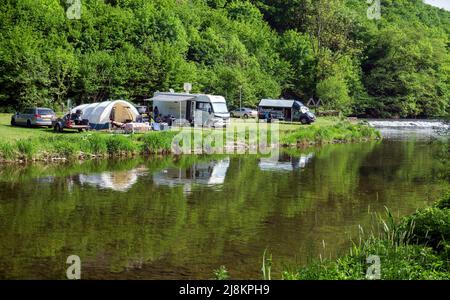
{"left": 108, "top": 105, "right": 169, "bottom": 130}
{"left": 149, "top": 106, "right": 175, "bottom": 125}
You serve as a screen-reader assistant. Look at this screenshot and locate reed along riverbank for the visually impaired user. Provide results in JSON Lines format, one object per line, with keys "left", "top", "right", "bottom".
{"left": 0, "top": 114, "right": 380, "bottom": 162}
{"left": 282, "top": 193, "right": 450, "bottom": 280}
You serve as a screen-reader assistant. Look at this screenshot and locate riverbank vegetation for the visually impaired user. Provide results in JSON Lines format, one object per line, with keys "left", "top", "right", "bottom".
{"left": 281, "top": 120, "right": 380, "bottom": 147}
{"left": 0, "top": 114, "right": 380, "bottom": 162}
{"left": 0, "top": 0, "right": 448, "bottom": 118}
{"left": 282, "top": 193, "right": 450, "bottom": 280}
{"left": 0, "top": 131, "right": 179, "bottom": 162}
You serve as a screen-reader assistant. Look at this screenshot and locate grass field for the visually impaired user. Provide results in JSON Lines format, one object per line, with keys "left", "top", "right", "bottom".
{"left": 0, "top": 113, "right": 344, "bottom": 141}
{"left": 0, "top": 113, "right": 56, "bottom": 141}
{"left": 0, "top": 113, "right": 379, "bottom": 161}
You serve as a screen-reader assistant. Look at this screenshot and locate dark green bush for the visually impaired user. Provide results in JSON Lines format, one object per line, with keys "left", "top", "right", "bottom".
{"left": 400, "top": 207, "right": 450, "bottom": 251}
{"left": 436, "top": 193, "right": 450, "bottom": 209}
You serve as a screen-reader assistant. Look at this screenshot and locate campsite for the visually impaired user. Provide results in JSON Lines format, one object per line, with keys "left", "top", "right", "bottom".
{"left": 0, "top": 0, "right": 449, "bottom": 289}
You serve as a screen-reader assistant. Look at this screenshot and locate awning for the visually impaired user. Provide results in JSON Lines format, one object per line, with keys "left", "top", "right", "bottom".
{"left": 259, "top": 99, "right": 295, "bottom": 108}
{"left": 150, "top": 94, "right": 195, "bottom": 102}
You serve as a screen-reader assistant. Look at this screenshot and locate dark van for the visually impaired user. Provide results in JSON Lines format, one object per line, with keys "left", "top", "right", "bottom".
{"left": 258, "top": 99, "right": 316, "bottom": 124}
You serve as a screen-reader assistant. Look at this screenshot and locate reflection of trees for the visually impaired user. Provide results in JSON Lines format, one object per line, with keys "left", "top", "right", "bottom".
{"left": 0, "top": 140, "right": 448, "bottom": 279}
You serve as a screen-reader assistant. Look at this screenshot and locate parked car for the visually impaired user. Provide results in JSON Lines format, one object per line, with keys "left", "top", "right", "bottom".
{"left": 230, "top": 107, "right": 257, "bottom": 119}
{"left": 11, "top": 107, "right": 56, "bottom": 128}
{"left": 52, "top": 110, "right": 90, "bottom": 133}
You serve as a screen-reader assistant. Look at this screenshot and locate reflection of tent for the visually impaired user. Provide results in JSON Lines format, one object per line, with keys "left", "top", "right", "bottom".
{"left": 78, "top": 168, "right": 147, "bottom": 192}
{"left": 259, "top": 153, "right": 314, "bottom": 172}
{"left": 153, "top": 158, "right": 230, "bottom": 188}
{"left": 71, "top": 100, "right": 139, "bottom": 130}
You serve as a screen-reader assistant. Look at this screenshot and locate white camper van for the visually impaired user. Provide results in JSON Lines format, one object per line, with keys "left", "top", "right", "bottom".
{"left": 150, "top": 92, "right": 231, "bottom": 127}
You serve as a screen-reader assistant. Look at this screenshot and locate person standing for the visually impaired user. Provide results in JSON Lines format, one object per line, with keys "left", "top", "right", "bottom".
{"left": 153, "top": 106, "right": 159, "bottom": 123}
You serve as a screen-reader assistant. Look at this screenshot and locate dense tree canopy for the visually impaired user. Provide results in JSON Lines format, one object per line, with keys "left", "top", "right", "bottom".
{"left": 0, "top": 0, "right": 448, "bottom": 117}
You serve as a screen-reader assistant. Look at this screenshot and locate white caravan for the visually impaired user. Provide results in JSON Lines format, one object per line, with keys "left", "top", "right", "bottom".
{"left": 150, "top": 92, "right": 231, "bottom": 127}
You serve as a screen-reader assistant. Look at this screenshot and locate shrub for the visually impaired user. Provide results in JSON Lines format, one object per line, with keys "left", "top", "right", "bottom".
{"left": 436, "top": 193, "right": 450, "bottom": 209}
{"left": 400, "top": 207, "right": 450, "bottom": 251}
{"left": 316, "top": 75, "right": 352, "bottom": 114}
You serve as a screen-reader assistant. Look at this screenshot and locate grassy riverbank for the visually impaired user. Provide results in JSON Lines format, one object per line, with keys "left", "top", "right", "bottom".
{"left": 0, "top": 131, "right": 178, "bottom": 161}
{"left": 0, "top": 113, "right": 380, "bottom": 162}
{"left": 282, "top": 193, "right": 450, "bottom": 280}
{"left": 281, "top": 121, "right": 381, "bottom": 147}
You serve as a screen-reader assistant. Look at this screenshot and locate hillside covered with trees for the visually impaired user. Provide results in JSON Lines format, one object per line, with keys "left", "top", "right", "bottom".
{"left": 0, "top": 0, "right": 449, "bottom": 117}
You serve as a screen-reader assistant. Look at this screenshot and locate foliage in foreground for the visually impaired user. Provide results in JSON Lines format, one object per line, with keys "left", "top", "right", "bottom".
{"left": 213, "top": 266, "right": 230, "bottom": 280}
{"left": 283, "top": 194, "right": 450, "bottom": 280}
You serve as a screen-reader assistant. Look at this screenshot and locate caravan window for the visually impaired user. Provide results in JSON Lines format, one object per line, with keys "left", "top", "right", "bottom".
{"left": 196, "top": 102, "right": 211, "bottom": 112}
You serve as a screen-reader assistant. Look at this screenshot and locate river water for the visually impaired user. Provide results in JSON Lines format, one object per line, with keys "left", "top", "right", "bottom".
{"left": 0, "top": 124, "right": 448, "bottom": 279}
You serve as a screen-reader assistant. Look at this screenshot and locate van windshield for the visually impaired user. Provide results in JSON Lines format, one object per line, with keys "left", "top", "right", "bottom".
{"left": 212, "top": 103, "right": 228, "bottom": 113}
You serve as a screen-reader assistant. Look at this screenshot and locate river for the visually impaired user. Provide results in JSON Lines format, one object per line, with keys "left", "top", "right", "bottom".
{"left": 0, "top": 123, "right": 448, "bottom": 279}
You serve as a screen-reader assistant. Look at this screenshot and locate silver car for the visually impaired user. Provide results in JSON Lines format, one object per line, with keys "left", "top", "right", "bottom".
{"left": 230, "top": 107, "right": 257, "bottom": 119}
{"left": 11, "top": 107, "right": 56, "bottom": 128}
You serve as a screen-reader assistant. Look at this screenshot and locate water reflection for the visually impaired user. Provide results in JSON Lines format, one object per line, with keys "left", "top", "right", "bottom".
{"left": 153, "top": 158, "right": 230, "bottom": 193}
{"left": 259, "top": 152, "right": 314, "bottom": 172}
{"left": 0, "top": 138, "right": 448, "bottom": 280}
{"left": 76, "top": 167, "right": 148, "bottom": 192}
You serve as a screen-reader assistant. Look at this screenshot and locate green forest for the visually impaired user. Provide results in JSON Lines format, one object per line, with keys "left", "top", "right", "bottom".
{"left": 0, "top": 0, "right": 449, "bottom": 117}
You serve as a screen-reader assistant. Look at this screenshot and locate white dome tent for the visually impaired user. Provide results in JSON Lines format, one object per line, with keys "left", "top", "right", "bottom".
{"left": 71, "top": 100, "right": 139, "bottom": 130}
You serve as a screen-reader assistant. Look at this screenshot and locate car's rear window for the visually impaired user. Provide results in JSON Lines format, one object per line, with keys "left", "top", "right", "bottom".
{"left": 38, "top": 109, "right": 54, "bottom": 115}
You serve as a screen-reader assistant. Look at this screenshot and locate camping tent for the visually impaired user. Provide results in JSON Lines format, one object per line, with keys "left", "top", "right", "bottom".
{"left": 71, "top": 100, "right": 139, "bottom": 130}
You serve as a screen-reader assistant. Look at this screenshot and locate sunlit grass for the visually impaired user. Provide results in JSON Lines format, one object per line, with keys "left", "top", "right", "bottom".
{"left": 0, "top": 113, "right": 379, "bottom": 161}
